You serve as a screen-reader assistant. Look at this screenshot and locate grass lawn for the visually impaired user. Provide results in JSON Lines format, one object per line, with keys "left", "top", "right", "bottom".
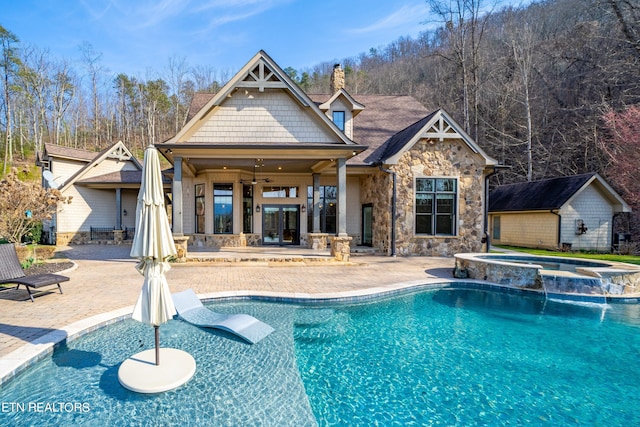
{"left": 494, "top": 245, "right": 640, "bottom": 266}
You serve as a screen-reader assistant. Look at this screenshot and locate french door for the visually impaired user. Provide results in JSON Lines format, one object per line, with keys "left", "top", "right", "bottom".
{"left": 262, "top": 205, "right": 300, "bottom": 245}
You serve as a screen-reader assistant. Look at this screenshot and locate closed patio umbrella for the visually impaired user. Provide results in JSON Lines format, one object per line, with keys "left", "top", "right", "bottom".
{"left": 130, "top": 144, "right": 176, "bottom": 364}
{"left": 118, "top": 145, "right": 195, "bottom": 393}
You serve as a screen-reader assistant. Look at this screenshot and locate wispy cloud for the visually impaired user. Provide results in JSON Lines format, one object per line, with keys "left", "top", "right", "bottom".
{"left": 346, "top": 4, "right": 427, "bottom": 35}
{"left": 193, "top": 0, "right": 293, "bottom": 30}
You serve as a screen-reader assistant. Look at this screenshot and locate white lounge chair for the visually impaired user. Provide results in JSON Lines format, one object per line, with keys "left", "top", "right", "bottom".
{"left": 172, "top": 289, "right": 274, "bottom": 344}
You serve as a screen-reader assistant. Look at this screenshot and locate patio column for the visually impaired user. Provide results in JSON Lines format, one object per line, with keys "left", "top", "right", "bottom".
{"left": 337, "top": 157, "right": 347, "bottom": 237}
{"left": 173, "top": 156, "right": 184, "bottom": 236}
{"left": 115, "top": 188, "right": 122, "bottom": 230}
{"left": 312, "top": 173, "right": 321, "bottom": 233}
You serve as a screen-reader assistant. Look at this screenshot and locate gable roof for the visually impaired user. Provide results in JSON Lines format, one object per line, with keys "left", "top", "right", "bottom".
{"left": 318, "top": 88, "right": 365, "bottom": 117}
{"left": 170, "top": 50, "right": 354, "bottom": 146}
{"left": 57, "top": 141, "right": 141, "bottom": 191}
{"left": 308, "top": 93, "right": 432, "bottom": 166}
{"left": 364, "top": 108, "right": 498, "bottom": 167}
{"left": 489, "top": 173, "right": 631, "bottom": 212}
{"left": 41, "top": 143, "right": 98, "bottom": 163}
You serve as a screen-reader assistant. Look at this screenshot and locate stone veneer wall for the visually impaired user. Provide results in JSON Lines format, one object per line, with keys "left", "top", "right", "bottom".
{"left": 361, "top": 138, "right": 486, "bottom": 256}
{"left": 55, "top": 231, "right": 135, "bottom": 246}
{"left": 360, "top": 172, "right": 393, "bottom": 255}
{"left": 189, "top": 234, "right": 261, "bottom": 248}
{"left": 56, "top": 231, "right": 91, "bottom": 246}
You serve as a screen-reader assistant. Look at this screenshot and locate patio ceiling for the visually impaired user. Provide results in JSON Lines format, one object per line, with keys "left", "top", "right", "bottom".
{"left": 155, "top": 143, "right": 367, "bottom": 175}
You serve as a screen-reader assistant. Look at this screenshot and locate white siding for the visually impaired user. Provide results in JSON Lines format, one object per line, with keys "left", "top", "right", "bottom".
{"left": 559, "top": 185, "right": 613, "bottom": 251}
{"left": 189, "top": 90, "right": 336, "bottom": 144}
{"left": 121, "top": 190, "right": 138, "bottom": 229}
{"left": 57, "top": 187, "right": 117, "bottom": 232}
{"left": 51, "top": 159, "right": 86, "bottom": 184}
{"left": 56, "top": 158, "right": 140, "bottom": 233}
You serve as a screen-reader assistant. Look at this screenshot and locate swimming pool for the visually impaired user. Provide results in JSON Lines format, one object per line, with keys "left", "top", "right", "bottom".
{"left": 2, "top": 286, "right": 640, "bottom": 426}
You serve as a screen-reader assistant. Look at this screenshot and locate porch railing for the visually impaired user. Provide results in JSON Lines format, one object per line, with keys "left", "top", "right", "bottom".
{"left": 89, "top": 226, "right": 136, "bottom": 241}
{"left": 90, "top": 227, "right": 115, "bottom": 241}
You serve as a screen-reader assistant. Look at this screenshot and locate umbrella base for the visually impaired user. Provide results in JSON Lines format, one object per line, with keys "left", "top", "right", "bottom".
{"left": 118, "top": 348, "right": 196, "bottom": 393}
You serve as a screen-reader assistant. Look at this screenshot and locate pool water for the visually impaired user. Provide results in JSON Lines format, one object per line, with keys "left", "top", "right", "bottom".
{"left": 477, "top": 254, "right": 608, "bottom": 272}
{"left": 2, "top": 288, "right": 640, "bottom": 426}
{"left": 295, "top": 290, "right": 640, "bottom": 426}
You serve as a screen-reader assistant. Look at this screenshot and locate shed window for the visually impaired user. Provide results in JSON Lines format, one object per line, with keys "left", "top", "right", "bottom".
{"left": 492, "top": 216, "right": 501, "bottom": 240}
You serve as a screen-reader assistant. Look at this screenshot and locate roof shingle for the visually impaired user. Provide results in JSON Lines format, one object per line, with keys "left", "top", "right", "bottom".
{"left": 489, "top": 173, "right": 597, "bottom": 212}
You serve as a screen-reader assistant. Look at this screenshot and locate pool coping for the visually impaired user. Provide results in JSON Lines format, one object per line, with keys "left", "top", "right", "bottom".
{"left": 2, "top": 277, "right": 640, "bottom": 387}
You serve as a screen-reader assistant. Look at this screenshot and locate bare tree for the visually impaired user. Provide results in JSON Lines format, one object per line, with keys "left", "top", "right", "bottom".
{"left": 50, "top": 61, "right": 75, "bottom": 146}
{"left": 79, "top": 42, "right": 105, "bottom": 150}
{"left": 0, "top": 25, "right": 20, "bottom": 174}
{"left": 607, "top": 0, "right": 640, "bottom": 59}
{"left": 427, "top": 0, "right": 493, "bottom": 140}
{"left": 165, "top": 55, "right": 190, "bottom": 133}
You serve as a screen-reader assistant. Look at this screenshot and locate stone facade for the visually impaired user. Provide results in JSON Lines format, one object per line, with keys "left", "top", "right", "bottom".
{"left": 307, "top": 233, "right": 329, "bottom": 251}
{"left": 361, "top": 138, "right": 486, "bottom": 256}
{"left": 330, "top": 64, "right": 345, "bottom": 93}
{"left": 330, "top": 236, "right": 352, "bottom": 262}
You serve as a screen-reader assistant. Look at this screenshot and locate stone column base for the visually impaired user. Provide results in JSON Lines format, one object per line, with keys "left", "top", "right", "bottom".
{"left": 173, "top": 236, "right": 189, "bottom": 263}
{"left": 330, "top": 236, "right": 352, "bottom": 262}
{"left": 307, "top": 233, "right": 329, "bottom": 251}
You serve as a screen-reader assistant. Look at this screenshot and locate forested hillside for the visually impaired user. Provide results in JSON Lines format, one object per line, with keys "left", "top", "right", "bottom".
{"left": 1, "top": 0, "right": 638, "bottom": 227}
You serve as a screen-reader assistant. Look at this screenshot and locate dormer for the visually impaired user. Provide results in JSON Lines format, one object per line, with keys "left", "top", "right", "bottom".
{"left": 318, "top": 88, "right": 365, "bottom": 140}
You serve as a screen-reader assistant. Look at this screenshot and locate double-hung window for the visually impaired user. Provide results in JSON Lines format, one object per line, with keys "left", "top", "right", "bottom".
{"left": 415, "top": 178, "right": 457, "bottom": 236}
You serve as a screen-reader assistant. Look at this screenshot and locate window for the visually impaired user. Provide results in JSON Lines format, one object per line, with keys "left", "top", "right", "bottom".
{"left": 242, "top": 184, "right": 253, "bottom": 233}
{"left": 195, "top": 184, "right": 205, "bottom": 234}
{"left": 492, "top": 216, "right": 501, "bottom": 240}
{"left": 415, "top": 178, "right": 457, "bottom": 236}
{"left": 332, "top": 111, "right": 345, "bottom": 131}
{"left": 214, "top": 184, "right": 233, "bottom": 234}
{"left": 262, "top": 186, "right": 298, "bottom": 198}
{"left": 307, "top": 185, "right": 336, "bottom": 233}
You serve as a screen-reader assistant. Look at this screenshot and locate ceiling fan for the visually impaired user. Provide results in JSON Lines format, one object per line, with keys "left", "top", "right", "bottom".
{"left": 240, "top": 159, "right": 271, "bottom": 185}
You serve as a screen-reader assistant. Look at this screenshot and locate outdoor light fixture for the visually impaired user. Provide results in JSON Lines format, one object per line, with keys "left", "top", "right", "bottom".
{"left": 240, "top": 159, "right": 271, "bottom": 185}
{"left": 256, "top": 204, "right": 261, "bottom": 213}
{"left": 301, "top": 204, "right": 306, "bottom": 213}
{"left": 123, "top": 209, "right": 128, "bottom": 216}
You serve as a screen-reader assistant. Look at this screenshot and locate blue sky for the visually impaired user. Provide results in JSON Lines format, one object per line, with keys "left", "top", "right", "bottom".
{"left": 2, "top": 0, "right": 526, "bottom": 79}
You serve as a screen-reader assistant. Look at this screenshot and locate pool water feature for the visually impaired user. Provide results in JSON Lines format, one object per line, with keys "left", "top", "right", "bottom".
{"left": 454, "top": 253, "right": 640, "bottom": 299}
{"left": 2, "top": 287, "right": 640, "bottom": 425}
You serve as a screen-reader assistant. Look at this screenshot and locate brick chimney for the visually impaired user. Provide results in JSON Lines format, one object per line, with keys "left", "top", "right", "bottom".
{"left": 330, "top": 63, "right": 345, "bottom": 93}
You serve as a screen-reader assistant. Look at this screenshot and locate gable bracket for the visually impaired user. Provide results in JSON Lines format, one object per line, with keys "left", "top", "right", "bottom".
{"left": 422, "top": 116, "right": 458, "bottom": 142}
{"left": 107, "top": 145, "right": 131, "bottom": 162}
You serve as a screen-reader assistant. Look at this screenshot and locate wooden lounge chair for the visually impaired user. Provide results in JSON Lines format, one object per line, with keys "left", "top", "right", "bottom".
{"left": 0, "top": 243, "right": 69, "bottom": 302}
